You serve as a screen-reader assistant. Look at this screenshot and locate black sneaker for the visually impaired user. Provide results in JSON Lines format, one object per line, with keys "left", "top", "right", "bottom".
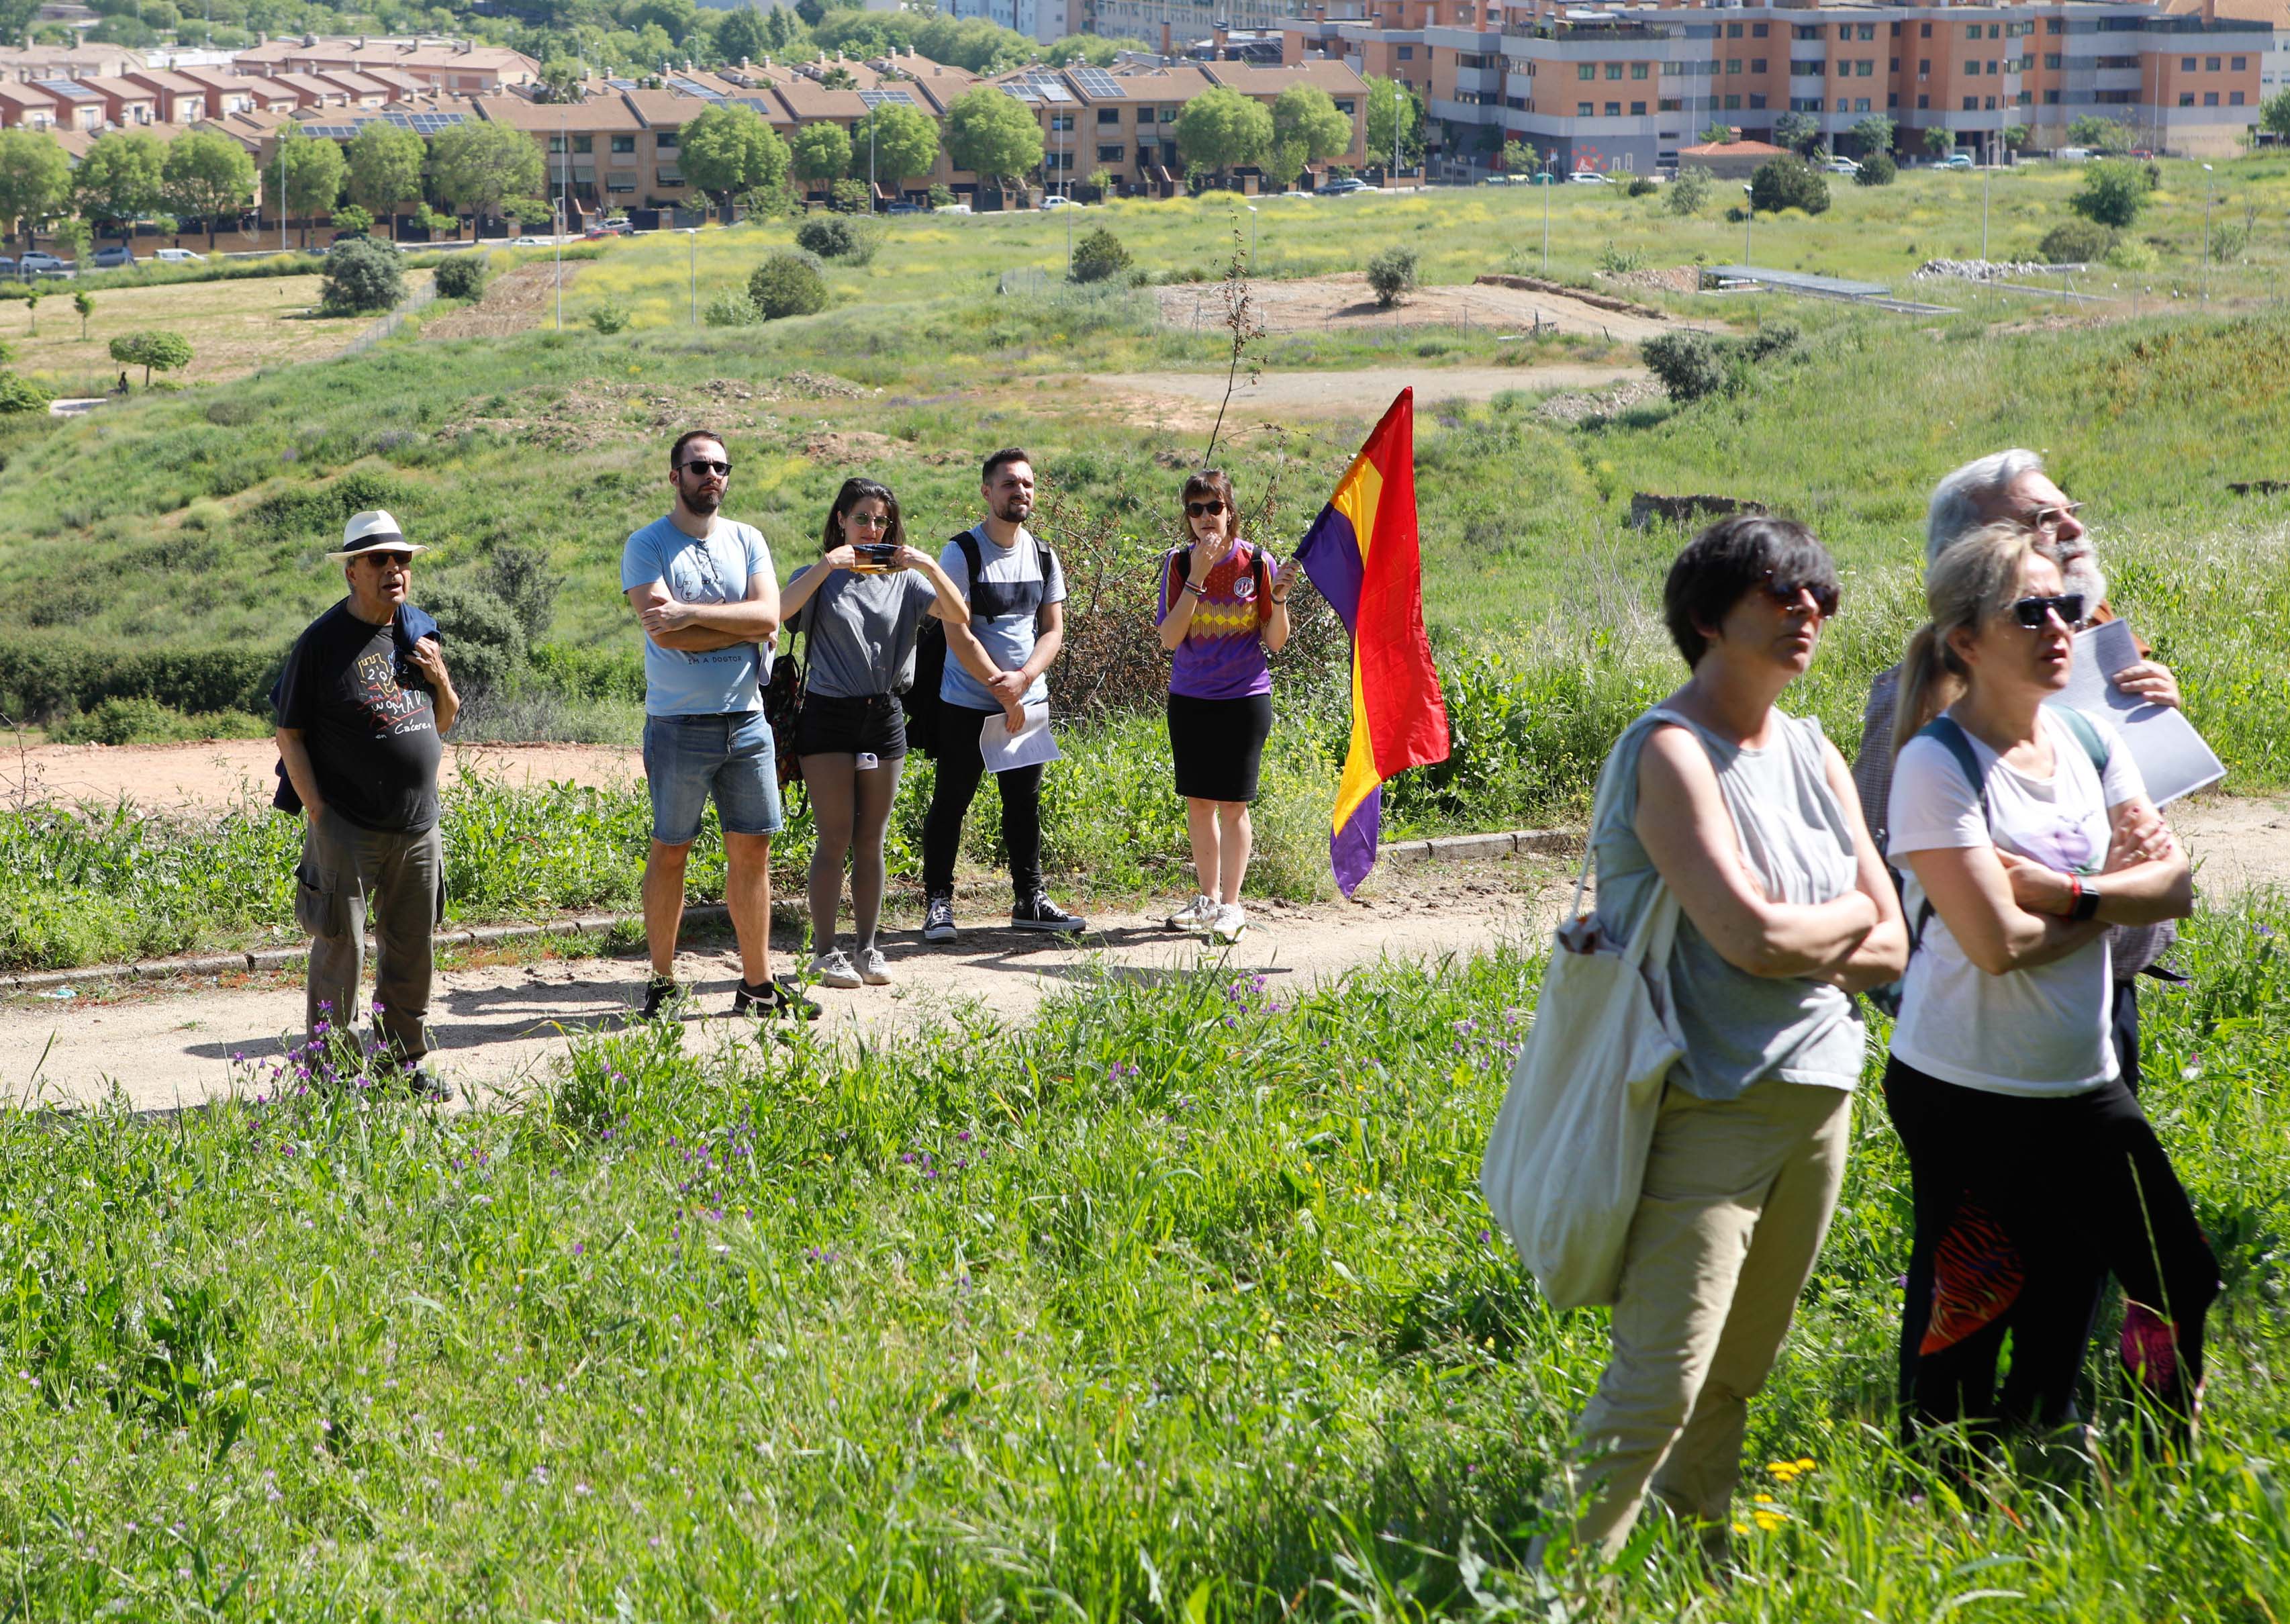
{"left": 639, "top": 975, "right": 685, "bottom": 1021}
{"left": 921, "top": 892, "right": 957, "bottom": 944}
{"left": 400, "top": 1065, "right": 455, "bottom": 1104}
{"left": 732, "top": 977, "right": 821, "bottom": 1022}
{"left": 1011, "top": 892, "right": 1086, "bottom": 933}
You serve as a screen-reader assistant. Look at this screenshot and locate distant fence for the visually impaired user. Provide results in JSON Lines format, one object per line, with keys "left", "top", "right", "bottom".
{"left": 339, "top": 279, "right": 441, "bottom": 359}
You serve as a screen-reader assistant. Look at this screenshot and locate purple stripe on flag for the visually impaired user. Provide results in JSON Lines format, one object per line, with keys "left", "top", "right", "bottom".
{"left": 1331, "top": 782, "right": 1382, "bottom": 898}
{"left": 1294, "top": 506, "right": 1364, "bottom": 635}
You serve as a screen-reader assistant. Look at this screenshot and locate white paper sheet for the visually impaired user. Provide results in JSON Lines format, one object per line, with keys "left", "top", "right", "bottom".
{"left": 2061, "top": 618, "right": 2224, "bottom": 805}
{"left": 980, "top": 702, "right": 1061, "bottom": 774}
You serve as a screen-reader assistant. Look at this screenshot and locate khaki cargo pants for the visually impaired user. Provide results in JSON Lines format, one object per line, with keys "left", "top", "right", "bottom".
{"left": 295, "top": 808, "right": 444, "bottom": 1064}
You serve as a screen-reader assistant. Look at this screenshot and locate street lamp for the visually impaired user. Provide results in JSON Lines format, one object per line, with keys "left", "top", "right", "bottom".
{"left": 1541, "top": 150, "right": 1552, "bottom": 273}
{"left": 1981, "top": 162, "right": 1990, "bottom": 263}
{"left": 555, "top": 105, "right": 567, "bottom": 332}
{"left": 1743, "top": 183, "right": 1754, "bottom": 267}
{"left": 686, "top": 226, "right": 699, "bottom": 326}
{"left": 1245, "top": 203, "right": 1256, "bottom": 267}
{"left": 2201, "top": 162, "right": 2214, "bottom": 302}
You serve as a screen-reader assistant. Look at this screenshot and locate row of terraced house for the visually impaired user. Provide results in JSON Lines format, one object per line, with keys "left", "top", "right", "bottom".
{"left": 0, "top": 36, "right": 1372, "bottom": 227}
{"left": 1275, "top": 0, "right": 2285, "bottom": 175}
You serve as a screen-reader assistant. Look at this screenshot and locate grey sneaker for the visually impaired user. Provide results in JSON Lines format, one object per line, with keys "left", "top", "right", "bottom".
{"left": 808, "top": 949, "right": 863, "bottom": 989}
{"left": 1165, "top": 894, "right": 1216, "bottom": 930}
{"left": 1208, "top": 903, "right": 1247, "bottom": 944}
{"left": 857, "top": 945, "right": 893, "bottom": 986}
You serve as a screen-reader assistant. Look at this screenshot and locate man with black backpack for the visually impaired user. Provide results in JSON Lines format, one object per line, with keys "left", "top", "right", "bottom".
{"left": 914, "top": 447, "right": 1087, "bottom": 942}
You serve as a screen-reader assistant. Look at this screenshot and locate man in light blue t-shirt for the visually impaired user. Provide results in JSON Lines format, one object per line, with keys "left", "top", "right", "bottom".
{"left": 620, "top": 428, "right": 814, "bottom": 1024}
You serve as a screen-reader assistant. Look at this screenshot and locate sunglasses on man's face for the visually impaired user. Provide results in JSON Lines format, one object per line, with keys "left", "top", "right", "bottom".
{"left": 360, "top": 553, "right": 414, "bottom": 572}
{"left": 1186, "top": 499, "right": 1227, "bottom": 518}
{"left": 1760, "top": 573, "right": 1840, "bottom": 618}
{"left": 2010, "top": 592, "right": 2085, "bottom": 630}
{"left": 681, "top": 458, "right": 731, "bottom": 478}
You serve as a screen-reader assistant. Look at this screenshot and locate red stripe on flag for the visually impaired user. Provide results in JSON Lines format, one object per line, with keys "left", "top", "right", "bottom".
{"left": 1353, "top": 391, "right": 1449, "bottom": 778}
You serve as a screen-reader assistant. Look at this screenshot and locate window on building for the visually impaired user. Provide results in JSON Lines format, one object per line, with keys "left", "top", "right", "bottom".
{"left": 2045, "top": 52, "right": 2060, "bottom": 68}
{"left": 1660, "top": 97, "right": 1682, "bottom": 110}
{"left": 1917, "top": 93, "right": 1929, "bottom": 109}
{"left": 1578, "top": 63, "right": 1594, "bottom": 81}
{"left": 1962, "top": 94, "right": 1978, "bottom": 110}
{"left": 1097, "top": 107, "right": 1119, "bottom": 124}
{"left": 1919, "top": 58, "right": 1930, "bottom": 77}
{"left": 1985, "top": 95, "right": 1997, "bottom": 109}
{"left": 1396, "top": 45, "right": 1413, "bottom": 59}
{"left": 656, "top": 130, "right": 678, "bottom": 149}
{"left": 1890, "top": 56, "right": 1899, "bottom": 70}
{"left": 2182, "top": 56, "right": 2196, "bottom": 70}
{"left": 1605, "top": 62, "right": 1623, "bottom": 79}
{"left": 1726, "top": 57, "right": 1742, "bottom": 74}
{"left": 1752, "top": 21, "right": 1768, "bottom": 36}
{"left": 1333, "top": 99, "right": 1353, "bottom": 113}
{"left": 1723, "top": 91, "right": 1741, "bottom": 109}
{"left": 2044, "top": 89, "right": 2060, "bottom": 104}
{"left": 547, "top": 135, "right": 565, "bottom": 153}
{"left": 1631, "top": 99, "right": 1645, "bottom": 114}
{"left": 1794, "top": 24, "right": 1821, "bottom": 40}
{"left": 1578, "top": 100, "right": 1593, "bottom": 114}
{"left": 573, "top": 134, "right": 592, "bottom": 152}
{"left": 2046, "top": 16, "right": 2062, "bottom": 30}
{"left": 1632, "top": 62, "right": 1648, "bottom": 79}
{"left": 611, "top": 134, "right": 635, "bottom": 153}
{"left": 2205, "top": 55, "right": 2220, "bottom": 70}
{"left": 2231, "top": 89, "right": 2245, "bottom": 105}
{"left": 1920, "top": 22, "right": 1931, "bottom": 38}
{"left": 1749, "top": 92, "right": 1766, "bottom": 109}
{"left": 2205, "top": 90, "right": 2220, "bottom": 105}
{"left": 1725, "top": 20, "right": 1741, "bottom": 36}
{"left": 1050, "top": 112, "right": 1071, "bottom": 130}
{"left": 1989, "top": 23, "right": 2001, "bottom": 37}
{"left": 1858, "top": 23, "right": 1874, "bottom": 40}
{"left": 1965, "top": 23, "right": 1979, "bottom": 39}
{"left": 606, "top": 175, "right": 634, "bottom": 192}
{"left": 1858, "top": 59, "right": 1873, "bottom": 76}
{"left": 1887, "top": 91, "right": 1897, "bottom": 107}
{"left": 1752, "top": 58, "right": 1766, "bottom": 73}
{"left": 1605, "top": 100, "right": 1621, "bottom": 115}
{"left": 2231, "top": 56, "right": 2246, "bottom": 70}
{"left": 1098, "top": 144, "right": 1123, "bottom": 160}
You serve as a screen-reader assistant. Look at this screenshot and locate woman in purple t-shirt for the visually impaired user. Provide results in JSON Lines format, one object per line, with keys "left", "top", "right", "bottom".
{"left": 1154, "top": 469, "right": 1301, "bottom": 943}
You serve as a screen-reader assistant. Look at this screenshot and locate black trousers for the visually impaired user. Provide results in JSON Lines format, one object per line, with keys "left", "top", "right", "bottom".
{"left": 1885, "top": 1029, "right": 2217, "bottom": 1437}
{"left": 920, "top": 704, "right": 1044, "bottom": 902}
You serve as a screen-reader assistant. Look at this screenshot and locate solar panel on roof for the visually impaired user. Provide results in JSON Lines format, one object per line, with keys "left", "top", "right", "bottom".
{"left": 733, "top": 95, "right": 777, "bottom": 116}
{"left": 669, "top": 77, "right": 723, "bottom": 99}
{"left": 1029, "top": 75, "right": 1074, "bottom": 103}
{"left": 1070, "top": 66, "right": 1123, "bottom": 98}
{"left": 606, "top": 77, "right": 635, "bottom": 88}
{"left": 1000, "top": 82, "right": 1041, "bottom": 103}
{"left": 857, "top": 87, "right": 915, "bottom": 109}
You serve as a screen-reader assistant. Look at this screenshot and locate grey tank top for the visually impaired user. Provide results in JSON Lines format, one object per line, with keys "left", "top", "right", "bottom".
{"left": 1591, "top": 706, "right": 1868, "bottom": 1101}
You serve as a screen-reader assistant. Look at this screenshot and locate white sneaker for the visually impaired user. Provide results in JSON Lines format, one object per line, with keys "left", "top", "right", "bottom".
{"left": 1165, "top": 894, "right": 1215, "bottom": 930}
{"left": 1208, "top": 903, "right": 1247, "bottom": 944}
{"left": 808, "top": 949, "right": 863, "bottom": 989}
{"left": 857, "top": 946, "right": 892, "bottom": 986}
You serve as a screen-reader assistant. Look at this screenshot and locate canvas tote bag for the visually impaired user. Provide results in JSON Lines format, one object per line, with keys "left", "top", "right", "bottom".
{"left": 1480, "top": 721, "right": 1686, "bottom": 1310}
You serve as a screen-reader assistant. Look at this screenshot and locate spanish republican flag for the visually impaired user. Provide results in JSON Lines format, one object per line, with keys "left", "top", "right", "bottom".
{"left": 1293, "top": 389, "right": 1450, "bottom": 897}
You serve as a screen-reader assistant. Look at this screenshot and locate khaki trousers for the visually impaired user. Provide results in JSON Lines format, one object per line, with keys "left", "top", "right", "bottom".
{"left": 1565, "top": 1078, "right": 1852, "bottom": 1557}
{"left": 295, "top": 810, "right": 444, "bottom": 1064}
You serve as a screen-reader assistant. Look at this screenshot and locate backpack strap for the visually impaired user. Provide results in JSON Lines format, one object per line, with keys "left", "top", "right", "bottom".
{"left": 1901, "top": 715, "right": 1991, "bottom": 955}
{"left": 2044, "top": 703, "right": 2110, "bottom": 779}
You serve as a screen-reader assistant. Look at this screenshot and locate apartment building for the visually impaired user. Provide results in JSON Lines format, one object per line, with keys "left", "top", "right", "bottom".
{"left": 121, "top": 70, "right": 210, "bottom": 122}
{"left": 0, "top": 43, "right": 153, "bottom": 83}
{"left": 32, "top": 77, "right": 110, "bottom": 132}
{"left": 943, "top": 0, "right": 1075, "bottom": 46}
{"left": 1290, "top": 0, "right": 2275, "bottom": 171}
{"left": 76, "top": 76, "right": 160, "bottom": 127}
{"left": 233, "top": 37, "right": 540, "bottom": 95}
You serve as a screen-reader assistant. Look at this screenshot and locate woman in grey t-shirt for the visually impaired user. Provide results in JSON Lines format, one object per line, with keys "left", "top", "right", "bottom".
{"left": 780, "top": 478, "right": 968, "bottom": 989}
{"left": 1552, "top": 516, "right": 1906, "bottom": 1560}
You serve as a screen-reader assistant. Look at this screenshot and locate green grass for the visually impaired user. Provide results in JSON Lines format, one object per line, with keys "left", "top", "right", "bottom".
{"left": 3, "top": 896, "right": 2287, "bottom": 1617}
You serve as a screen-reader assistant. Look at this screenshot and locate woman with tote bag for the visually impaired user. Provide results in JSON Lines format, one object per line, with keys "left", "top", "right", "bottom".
{"left": 1498, "top": 516, "right": 1906, "bottom": 1560}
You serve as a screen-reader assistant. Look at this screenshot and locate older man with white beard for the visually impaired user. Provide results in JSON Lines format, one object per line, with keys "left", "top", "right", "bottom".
{"left": 1858, "top": 446, "right": 2187, "bottom": 1439}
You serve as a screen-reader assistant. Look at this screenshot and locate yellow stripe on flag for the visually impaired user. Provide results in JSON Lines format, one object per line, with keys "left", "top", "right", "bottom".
{"left": 1329, "top": 461, "right": 1384, "bottom": 834}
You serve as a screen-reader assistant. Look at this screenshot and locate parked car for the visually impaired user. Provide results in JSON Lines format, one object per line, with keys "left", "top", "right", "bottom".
{"left": 934, "top": 201, "right": 973, "bottom": 214}
{"left": 1317, "top": 177, "right": 1369, "bottom": 195}
{"left": 1822, "top": 157, "right": 1860, "bottom": 175}
{"left": 885, "top": 200, "right": 924, "bottom": 214}
{"left": 1566, "top": 169, "right": 1611, "bottom": 184}
{"left": 92, "top": 245, "right": 138, "bottom": 269}
{"left": 1038, "top": 194, "right": 1075, "bottom": 209}
{"left": 19, "top": 251, "right": 69, "bottom": 275}
{"left": 1937, "top": 152, "right": 1974, "bottom": 169}
{"left": 0, "top": 256, "right": 13, "bottom": 278}
{"left": 152, "top": 247, "right": 205, "bottom": 264}
{"left": 2054, "top": 146, "right": 2092, "bottom": 161}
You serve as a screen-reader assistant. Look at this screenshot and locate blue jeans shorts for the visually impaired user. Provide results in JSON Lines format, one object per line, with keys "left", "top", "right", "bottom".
{"left": 643, "top": 709, "right": 783, "bottom": 845}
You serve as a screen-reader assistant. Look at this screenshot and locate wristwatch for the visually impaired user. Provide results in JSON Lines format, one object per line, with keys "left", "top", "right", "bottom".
{"left": 2068, "top": 876, "right": 2102, "bottom": 922}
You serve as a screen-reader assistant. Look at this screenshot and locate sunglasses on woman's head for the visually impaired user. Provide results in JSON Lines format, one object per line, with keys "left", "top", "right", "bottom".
{"left": 1186, "top": 499, "right": 1227, "bottom": 518}
{"left": 2010, "top": 592, "right": 2085, "bottom": 629}
{"left": 1760, "top": 572, "right": 1840, "bottom": 618}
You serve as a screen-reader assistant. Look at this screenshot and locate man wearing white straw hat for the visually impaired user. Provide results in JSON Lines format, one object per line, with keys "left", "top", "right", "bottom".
{"left": 273, "top": 509, "right": 459, "bottom": 1099}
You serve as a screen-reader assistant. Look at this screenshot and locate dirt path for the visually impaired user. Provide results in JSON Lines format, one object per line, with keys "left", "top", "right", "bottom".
{"left": 1085, "top": 363, "right": 1643, "bottom": 427}
{"left": 0, "top": 866, "right": 1571, "bottom": 1114}
{"left": 4, "top": 738, "right": 639, "bottom": 810}
{"left": 422, "top": 258, "right": 585, "bottom": 339}
{"left": 1154, "top": 273, "right": 1675, "bottom": 340}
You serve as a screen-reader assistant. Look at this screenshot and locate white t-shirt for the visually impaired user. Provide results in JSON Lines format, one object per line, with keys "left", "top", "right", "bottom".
{"left": 1887, "top": 707, "right": 2145, "bottom": 1096}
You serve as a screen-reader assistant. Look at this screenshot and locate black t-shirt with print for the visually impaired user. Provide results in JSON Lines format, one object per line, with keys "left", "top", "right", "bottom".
{"left": 275, "top": 602, "right": 444, "bottom": 832}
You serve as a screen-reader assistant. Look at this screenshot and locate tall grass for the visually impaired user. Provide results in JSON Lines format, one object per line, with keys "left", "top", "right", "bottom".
{"left": 2, "top": 898, "right": 2285, "bottom": 1617}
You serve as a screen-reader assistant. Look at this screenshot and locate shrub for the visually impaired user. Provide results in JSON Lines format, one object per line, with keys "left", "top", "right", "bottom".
{"left": 317, "top": 234, "right": 404, "bottom": 315}
{"left": 2038, "top": 218, "right": 2117, "bottom": 263}
{"left": 1738, "top": 320, "right": 1802, "bottom": 363}
{"left": 418, "top": 580, "right": 526, "bottom": 699}
{"left": 704, "top": 290, "right": 760, "bottom": 327}
{"left": 748, "top": 250, "right": 829, "bottom": 320}
{"left": 587, "top": 299, "right": 630, "bottom": 335}
{"left": 1748, "top": 155, "right": 1830, "bottom": 216}
{"left": 107, "top": 329, "right": 193, "bottom": 386}
{"left": 1622, "top": 176, "right": 1656, "bottom": 197}
{"left": 1365, "top": 246, "right": 1417, "bottom": 308}
{"left": 829, "top": 178, "right": 871, "bottom": 214}
{"left": 1854, "top": 152, "right": 1898, "bottom": 187}
{"left": 0, "top": 371, "right": 50, "bottom": 414}
{"left": 432, "top": 254, "right": 487, "bottom": 300}
{"left": 2071, "top": 159, "right": 2152, "bottom": 228}
{"left": 50, "top": 696, "right": 269, "bottom": 745}
{"left": 2104, "top": 238, "right": 2159, "bottom": 272}
{"left": 1641, "top": 330, "right": 1729, "bottom": 403}
{"left": 794, "top": 215, "right": 879, "bottom": 262}
{"left": 1069, "top": 226, "right": 1133, "bottom": 285}
{"left": 926, "top": 183, "right": 955, "bottom": 209}
{"left": 1666, "top": 164, "right": 1713, "bottom": 216}
{"left": 1597, "top": 243, "right": 1647, "bottom": 274}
